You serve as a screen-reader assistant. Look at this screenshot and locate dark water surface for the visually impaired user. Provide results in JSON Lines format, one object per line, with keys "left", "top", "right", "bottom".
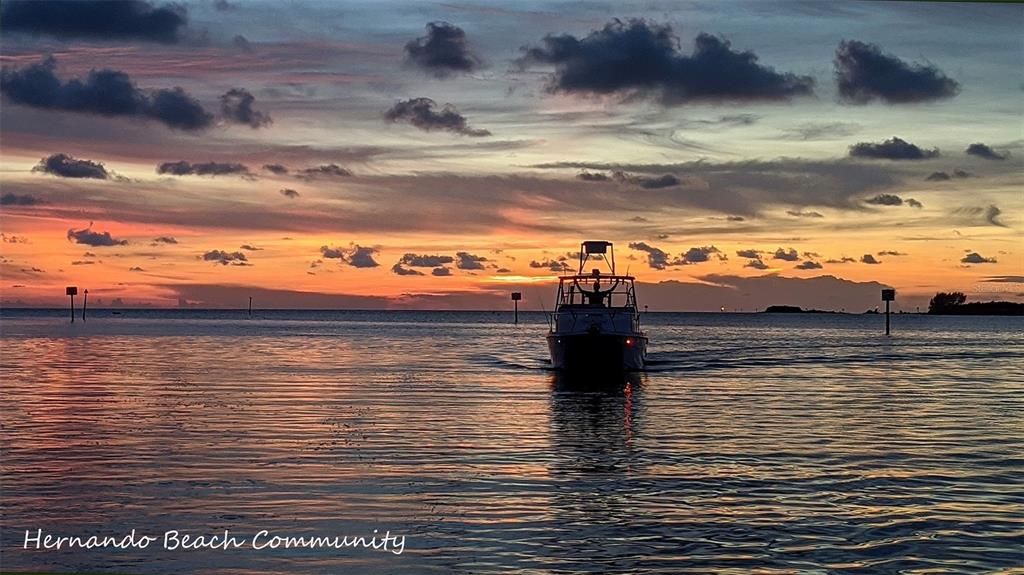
{"left": 2, "top": 310, "right": 1022, "bottom": 574}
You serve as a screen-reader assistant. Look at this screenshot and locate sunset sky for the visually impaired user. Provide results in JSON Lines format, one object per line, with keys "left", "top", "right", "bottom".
{"left": 1, "top": 0, "right": 1021, "bottom": 311}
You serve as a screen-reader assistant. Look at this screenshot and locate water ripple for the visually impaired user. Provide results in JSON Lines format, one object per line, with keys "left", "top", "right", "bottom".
{"left": 1, "top": 311, "right": 1022, "bottom": 574}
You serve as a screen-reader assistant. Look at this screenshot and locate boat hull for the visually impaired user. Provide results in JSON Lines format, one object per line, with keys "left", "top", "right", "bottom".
{"left": 546, "top": 332, "right": 647, "bottom": 372}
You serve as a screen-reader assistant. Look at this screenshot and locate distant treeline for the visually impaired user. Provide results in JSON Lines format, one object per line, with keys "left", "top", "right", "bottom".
{"left": 763, "top": 305, "right": 836, "bottom": 314}
{"left": 928, "top": 292, "right": 1024, "bottom": 316}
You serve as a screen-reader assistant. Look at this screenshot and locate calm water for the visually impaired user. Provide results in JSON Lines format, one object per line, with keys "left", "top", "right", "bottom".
{"left": 1, "top": 310, "right": 1022, "bottom": 574}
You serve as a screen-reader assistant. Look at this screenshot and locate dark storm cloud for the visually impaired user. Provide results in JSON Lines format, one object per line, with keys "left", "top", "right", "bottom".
{"left": 961, "top": 252, "right": 997, "bottom": 264}
{"left": 1, "top": 192, "right": 42, "bottom": 206}
{"left": 384, "top": 98, "right": 490, "bottom": 137}
{"left": 157, "top": 161, "right": 250, "bottom": 176}
{"left": 982, "top": 276, "right": 1024, "bottom": 283}
{"left": 432, "top": 267, "right": 453, "bottom": 276}
{"left": 129, "top": 266, "right": 145, "bottom": 271}
{"left": 321, "top": 245, "right": 379, "bottom": 268}
{"left": 906, "top": 198, "right": 924, "bottom": 208}
{"left": 263, "top": 164, "right": 288, "bottom": 175}
{"left": 877, "top": 251, "right": 907, "bottom": 256}
{"left": 391, "top": 263, "right": 424, "bottom": 276}
{"left": 202, "top": 250, "right": 248, "bottom": 265}
{"left": 834, "top": 40, "right": 960, "bottom": 104}
{"left": 773, "top": 248, "right": 800, "bottom": 262}
{"left": 795, "top": 261, "right": 823, "bottom": 270}
{"left": 404, "top": 22, "right": 481, "bottom": 78}
{"left": 0, "top": 0, "right": 188, "bottom": 43}
{"left": 745, "top": 259, "right": 769, "bottom": 270}
{"left": 965, "top": 143, "right": 1009, "bottom": 161}
{"left": 518, "top": 19, "right": 815, "bottom": 105}
{"left": 849, "top": 137, "right": 939, "bottom": 160}
{"left": 786, "top": 209, "right": 823, "bottom": 218}
{"left": 0, "top": 57, "right": 212, "bottom": 131}
{"left": 399, "top": 254, "right": 455, "bottom": 268}
{"left": 279, "top": 188, "right": 300, "bottom": 199}
{"left": 456, "top": 252, "right": 488, "bottom": 270}
{"left": 736, "top": 249, "right": 762, "bottom": 259}
{"left": 152, "top": 236, "right": 177, "bottom": 245}
{"left": 239, "top": 244, "right": 262, "bottom": 251}
{"left": 297, "top": 164, "right": 352, "bottom": 179}
{"left": 861, "top": 254, "right": 881, "bottom": 264}
{"left": 825, "top": 257, "right": 857, "bottom": 264}
{"left": 33, "top": 153, "right": 110, "bottom": 179}
{"left": 67, "top": 225, "right": 128, "bottom": 247}
{"left": 864, "top": 193, "right": 904, "bottom": 206}
{"left": 219, "top": 88, "right": 271, "bottom": 129}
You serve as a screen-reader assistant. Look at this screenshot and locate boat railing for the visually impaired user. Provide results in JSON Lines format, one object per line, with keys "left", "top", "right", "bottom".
{"left": 554, "top": 274, "right": 640, "bottom": 310}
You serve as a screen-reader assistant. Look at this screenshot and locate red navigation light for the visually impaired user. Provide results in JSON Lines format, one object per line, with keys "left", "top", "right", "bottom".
{"left": 625, "top": 338, "right": 633, "bottom": 346}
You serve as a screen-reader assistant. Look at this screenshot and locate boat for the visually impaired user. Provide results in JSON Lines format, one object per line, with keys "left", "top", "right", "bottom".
{"left": 546, "top": 240, "right": 648, "bottom": 371}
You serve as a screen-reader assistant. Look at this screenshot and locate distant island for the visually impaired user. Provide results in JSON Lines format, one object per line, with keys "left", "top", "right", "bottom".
{"left": 763, "top": 305, "right": 839, "bottom": 314}
{"left": 761, "top": 292, "right": 1024, "bottom": 316}
{"left": 928, "top": 292, "right": 1024, "bottom": 316}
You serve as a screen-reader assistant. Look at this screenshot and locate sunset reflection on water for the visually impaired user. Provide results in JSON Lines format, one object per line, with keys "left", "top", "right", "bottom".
{"left": 2, "top": 311, "right": 1022, "bottom": 573}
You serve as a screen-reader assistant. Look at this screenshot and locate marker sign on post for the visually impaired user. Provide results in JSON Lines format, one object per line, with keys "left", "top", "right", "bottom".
{"left": 66, "top": 286, "right": 78, "bottom": 323}
{"left": 881, "top": 288, "right": 895, "bottom": 335}
{"left": 511, "top": 292, "right": 522, "bottom": 324}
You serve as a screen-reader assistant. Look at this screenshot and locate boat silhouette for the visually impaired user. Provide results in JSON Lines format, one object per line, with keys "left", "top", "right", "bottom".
{"left": 546, "top": 241, "right": 648, "bottom": 372}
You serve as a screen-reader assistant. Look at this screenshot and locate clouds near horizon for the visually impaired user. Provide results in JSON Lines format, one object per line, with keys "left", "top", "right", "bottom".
{"left": 157, "top": 160, "right": 250, "bottom": 176}
{"left": 67, "top": 224, "right": 128, "bottom": 247}
{"left": 849, "top": 137, "right": 939, "bottom": 160}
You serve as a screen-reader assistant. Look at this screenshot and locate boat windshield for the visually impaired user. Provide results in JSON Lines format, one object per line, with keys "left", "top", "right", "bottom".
{"left": 556, "top": 273, "right": 638, "bottom": 309}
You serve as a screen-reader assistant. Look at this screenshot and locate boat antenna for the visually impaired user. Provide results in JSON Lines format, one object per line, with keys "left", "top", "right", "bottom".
{"left": 532, "top": 287, "right": 551, "bottom": 330}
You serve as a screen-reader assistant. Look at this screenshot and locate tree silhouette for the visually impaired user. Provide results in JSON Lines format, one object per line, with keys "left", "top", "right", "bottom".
{"left": 928, "top": 291, "right": 966, "bottom": 313}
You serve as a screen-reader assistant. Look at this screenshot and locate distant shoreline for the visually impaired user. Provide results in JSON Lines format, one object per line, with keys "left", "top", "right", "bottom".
{"left": 2, "top": 307, "right": 1022, "bottom": 316}
{"left": 761, "top": 304, "right": 1023, "bottom": 316}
